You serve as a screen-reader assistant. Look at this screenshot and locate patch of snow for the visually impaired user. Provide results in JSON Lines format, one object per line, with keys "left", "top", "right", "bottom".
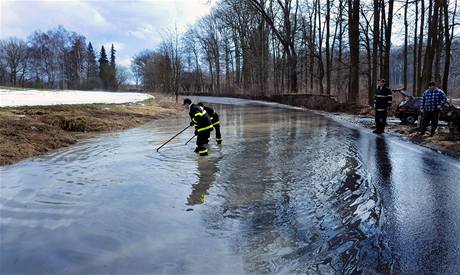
{"left": 0, "top": 89, "right": 153, "bottom": 107}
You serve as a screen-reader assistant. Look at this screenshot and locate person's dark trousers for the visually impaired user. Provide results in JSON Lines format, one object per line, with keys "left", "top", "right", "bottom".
{"left": 196, "top": 130, "right": 211, "bottom": 156}
{"left": 214, "top": 124, "right": 222, "bottom": 144}
{"left": 375, "top": 110, "right": 388, "bottom": 133}
{"left": 204, "top": 129, "right": 212, "bottom": 145}
{"left": 420, "top": 110, "right": 440, "bottom": 135}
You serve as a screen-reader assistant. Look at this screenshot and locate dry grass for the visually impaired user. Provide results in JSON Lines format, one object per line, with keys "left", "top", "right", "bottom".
{"left": 0, "top": 94, "right": 181, "bottom": 165}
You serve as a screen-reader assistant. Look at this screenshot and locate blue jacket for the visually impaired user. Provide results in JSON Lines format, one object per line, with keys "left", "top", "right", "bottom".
{"left": 422, "top": 88, "right": 448, "bottom": 112}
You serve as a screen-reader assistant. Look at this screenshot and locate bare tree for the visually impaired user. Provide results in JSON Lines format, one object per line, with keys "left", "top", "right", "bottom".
{"left": 130, "top": 0, "right": 460, "bottom": 106}
{"left": 115, "top": 65, "right": 130, "bottom": 89}
{"left": 249, "top": 0, "right": 300, "bottom": 93}
{"left": 442, "top": 0, "right": 458, "bottom": 93}
{"left": 382, "top": 0, "right": 394, "bottom": 83}
{"left": 403, "top": 0, "right": 409, "bottom": 89}
{"left": 131, "top": 49, "right": 155, "bottom": 90}
{"left": 160, "top": 26, "right": 183, "bottom": 102}
{"left": 348, "top": 0, "right": 360, "bottom": 105}
{"left": 371, "top": 0, "right": 380, "bottom": 104}
{"left": 416, "top": 0, "right": 425, "bottom": 95}
{"left": 0, "top": 38, "right": 28, "bottom": 86}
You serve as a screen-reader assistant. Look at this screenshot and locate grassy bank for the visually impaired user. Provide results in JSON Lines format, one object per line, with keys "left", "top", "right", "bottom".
{"left": 0, "top": 95, "right": 181, "bottom": 165}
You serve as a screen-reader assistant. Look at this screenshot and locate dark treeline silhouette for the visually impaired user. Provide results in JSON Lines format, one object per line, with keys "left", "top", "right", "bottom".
{"left": 0, "top": 26, "right": 127, "bottom": 90}
{"left": 134, "top": 0, "right": 459, "bottom": 106}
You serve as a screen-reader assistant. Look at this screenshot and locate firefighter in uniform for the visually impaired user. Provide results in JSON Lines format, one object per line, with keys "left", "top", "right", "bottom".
{"left": 183, "top": 98, "right": 213, "bottom": 156}
{"left": 198, "top": 102, "right": 222, "bottom": 144}
{"left": 373, "top": 79, "right": 393, "bottom": 134}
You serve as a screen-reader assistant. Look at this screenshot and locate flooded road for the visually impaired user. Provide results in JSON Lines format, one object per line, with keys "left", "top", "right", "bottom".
{"left": 1, "top": 97, "right": 460, "bottom": 274}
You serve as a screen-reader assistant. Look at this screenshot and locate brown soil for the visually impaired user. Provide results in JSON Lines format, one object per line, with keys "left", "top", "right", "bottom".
{"left": 0, "top": 95, "right": 181, "bottom": 165}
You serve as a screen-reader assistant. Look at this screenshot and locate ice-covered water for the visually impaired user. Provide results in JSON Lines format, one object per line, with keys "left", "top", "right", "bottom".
{"left": 1, "top": 98, "right": 459, "bottom": 274}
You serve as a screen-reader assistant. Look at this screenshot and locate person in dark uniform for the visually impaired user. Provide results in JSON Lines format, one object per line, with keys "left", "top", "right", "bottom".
{"left": 183, "top": 98, "right": 213, "bottom": 156}
{"left": 373, "top": 79, "right": 393, "bottom": 134}
{"left": 198, "top": 102, "right": 222, "bottom": 144}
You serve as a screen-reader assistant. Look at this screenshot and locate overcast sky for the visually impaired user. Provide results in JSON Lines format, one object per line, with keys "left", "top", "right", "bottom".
{"left": 0, "top": 0, "right": 214, "bottom": 67}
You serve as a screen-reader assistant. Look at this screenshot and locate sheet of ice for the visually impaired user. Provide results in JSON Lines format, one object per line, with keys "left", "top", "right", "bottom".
{"left": 0, "top": 89, "right": 153, "bottom": 107}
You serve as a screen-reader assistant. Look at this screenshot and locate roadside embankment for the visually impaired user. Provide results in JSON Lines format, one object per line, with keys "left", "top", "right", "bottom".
{"left": 0, "top": 95, "right": 181, "bottom": 165}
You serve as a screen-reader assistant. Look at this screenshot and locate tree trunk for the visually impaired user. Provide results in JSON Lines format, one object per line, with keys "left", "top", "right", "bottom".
{"left": 421, "top": 0, "right": 440, "bottom": 89}
{"left": 317, "top": 0, "right": 324, "bottom": 94}
{"left": 311, "top": 5, "right": 317, "bottom": 91}
{"left": 337, "top": 0, "right": 344, "bottom": 98}
{"left": 326, "top": 0, "right": 331, "bottom": 95}
{"left": 371, "top": 0, "right": 380, "bottom": 106}
{"left": 403, "top": 0, "right": 408, "bottom": 89}
{"left": 347, "top": 0, "right": 360, "bottom": 106}
{"left": 413, "top": 0, "right": 418, "bottom": 94}
{"left": 416, "top": 0, "right": 425, "bottom": 95}
{"left": 434, "top": 6, "right": 443, "bottom": 83}
{"left": 379, "top": 0, "right": 385, "bottom": 75}
{"left": 383, "top": 0, "right": 394, "bottom": 83}
{"left": 442, "top": 0, "right": 456, "bottom": 94}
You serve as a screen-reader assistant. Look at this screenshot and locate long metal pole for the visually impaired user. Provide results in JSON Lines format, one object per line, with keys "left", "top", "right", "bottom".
{"left": 184, "top": 135, "right": 196, "bottom": 145}
{"left": 156, "top": 125, "right": 191, "bottom": 151}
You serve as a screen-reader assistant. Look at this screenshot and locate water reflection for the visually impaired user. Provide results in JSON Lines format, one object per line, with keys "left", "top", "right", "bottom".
{"left": 187, "top": 157, "right": 221, "bottom": 206}
{"left": 1, "top": 99, "right": 460, "bottom": 274}
{"left": 375, "top": 137, "right": 392, "bottom": 184}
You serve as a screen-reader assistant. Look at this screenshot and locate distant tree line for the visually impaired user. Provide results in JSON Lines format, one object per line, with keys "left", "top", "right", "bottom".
{"left": 131, "top": 29, "right": 181, "bottom": 100}
{"left": 134, "top": 0, "right": 460, "bottom": 106}
{"left": 0, "top": 26, "right": 128, "bottom": 90}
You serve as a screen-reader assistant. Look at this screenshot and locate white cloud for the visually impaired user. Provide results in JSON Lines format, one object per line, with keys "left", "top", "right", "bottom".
{"left": 1, "top": 0, "right": 214, "bottom": 69}
{"left": 119, "top": 58, "right": 132, "bottom": 67}
{"left": 0, "top": 0, "right": 109, "bottom": 39}
{"left": 131, "top": 24, "right": 157, "bottom": 40}
{"left": 103, "top": 42, "right": 125, "bottom": 52}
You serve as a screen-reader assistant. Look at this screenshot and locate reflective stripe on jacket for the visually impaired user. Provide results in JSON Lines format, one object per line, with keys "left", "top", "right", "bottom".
{"left": 203, "top": 106, "right": 220, "bottom": 126}
{"left": 374, "top": 86, "right": 392, "bottom": 110}
{"left": 189, "top": 104, "right": 213, "bottom": 132}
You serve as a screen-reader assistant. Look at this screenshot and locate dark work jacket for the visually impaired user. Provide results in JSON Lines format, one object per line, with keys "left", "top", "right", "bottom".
{"left": 203, "top": 106, "right": 220, "bottom": 125}
{"left": 374, "top": 86, "right": 393, "bottom": 111}
{"left": 189, "top": 104, "right": 213, "bottom": 133}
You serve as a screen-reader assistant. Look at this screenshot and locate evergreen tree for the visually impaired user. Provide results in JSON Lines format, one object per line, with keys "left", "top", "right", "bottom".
{"left": 109, "top": 44, "right": 117, "bottom": 89}
{"left": 110, "top": 43, "right": 116, "bottom": 68}
{"left": 86, "top": 42, "right": 98, "bottom": 88}
{"left": 98, "top": 45, "right": 109, "bottom": 89}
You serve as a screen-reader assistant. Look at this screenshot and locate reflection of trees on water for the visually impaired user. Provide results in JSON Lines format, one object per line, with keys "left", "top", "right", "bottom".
{"left": 188, "top": 103, "right": 460, "bottom": 273}
{"left": 192, "top": 106, "right": 395, "bottom": 273}
{"left": 375, "top": 137, "right": 392, "bottom": 184}
{"left": 418, "top": 155, "right": 452, "bottom": 273}
{"left": 199, "top": 107, "right": 353, "bottom": 272}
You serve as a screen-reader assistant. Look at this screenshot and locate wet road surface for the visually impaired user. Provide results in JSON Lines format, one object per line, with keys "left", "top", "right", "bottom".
{"left": 1, "top": 97, "right": 460, "bottom": 274}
